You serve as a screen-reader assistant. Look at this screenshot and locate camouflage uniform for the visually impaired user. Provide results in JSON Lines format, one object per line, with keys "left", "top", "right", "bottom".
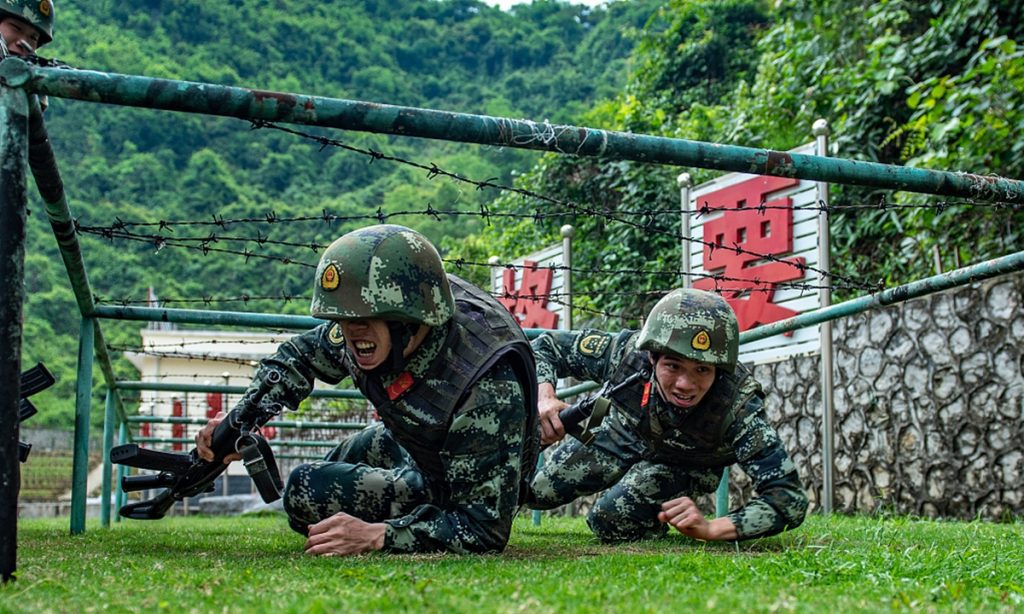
{"left": 247, "top": 226, "right": 539, "bottom": 554}
{"left": 528, "top": 328, "right": 808, "bottom": 542}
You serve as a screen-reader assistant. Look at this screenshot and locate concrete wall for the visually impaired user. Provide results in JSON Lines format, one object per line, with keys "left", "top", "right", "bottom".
{"left": 741, "top": 271, "right": 1024, "bottom": 520}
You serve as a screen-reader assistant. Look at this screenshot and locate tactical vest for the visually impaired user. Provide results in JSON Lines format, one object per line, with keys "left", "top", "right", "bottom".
{"left": 350, "top": 275, "right": 540, "bottom": 502}
{"left": 605, "top": 348, "right": 763, "bottom": 469}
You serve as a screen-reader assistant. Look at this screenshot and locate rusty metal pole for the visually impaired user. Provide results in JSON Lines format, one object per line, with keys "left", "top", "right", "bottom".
{"left": 24, "top": 64, "right": 1024, "bottom": 203}
{"left": 0, "top": 61, "right": 30, "bottom": 583}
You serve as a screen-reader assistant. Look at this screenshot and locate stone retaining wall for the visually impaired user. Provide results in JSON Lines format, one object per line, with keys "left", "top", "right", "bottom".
{"left": 741, "top": 271, "right": 1023, "bottom": 520}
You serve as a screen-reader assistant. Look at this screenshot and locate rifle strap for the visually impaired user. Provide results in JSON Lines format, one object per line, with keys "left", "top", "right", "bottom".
{"left": 239, "top": 435, "right": 284, "bottom": 503}
{"left": 577, "top": 397, "right": 612, "bottom": 446}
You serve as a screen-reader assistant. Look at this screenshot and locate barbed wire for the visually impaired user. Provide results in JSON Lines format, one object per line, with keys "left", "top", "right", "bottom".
{"left": 452, "top": 258, "right": 868, "bottom": 293}
{"left": 79, "top": 223, "right": 878, "bottom": 295}
{"left": 62, "top": 91, "right": 1022, "bottom": 313}
{"left": 107, "top": 346, "right": 261, "bottom": 366}
{"left": 94, "top": 293, "right": 308, "bottom": 307}
{"left": 108, "top": 337, "right": 294, "bottom": 351}
{"left": 93, "top": 278, "right": 855, "bottom": 314}
{"left": 76, "top": 226, "right": 318, "bottom": 269}
{"left": 73, "top": 201, "right": 903, "bottom": 295}
{"left": 102, "top": 283, "right": 796, "bottom": 338}
{"left": 106, "top": 371, "right": 252, "bottom": 382}
{"left": 78, "top": 197, "right": 1021, "bottom": 236}
{"left": 92, "top": 264, "right": 864, "bottom": 309}
{"left": 238, "top": 121, "right": 879, "bottom": 290}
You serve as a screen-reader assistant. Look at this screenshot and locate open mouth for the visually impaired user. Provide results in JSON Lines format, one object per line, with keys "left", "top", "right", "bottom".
{"left": 671, "top": 392, "right": 697, "bottom": 406}
{"left": 353, "top": 340, "right": 377, "bottom": 357}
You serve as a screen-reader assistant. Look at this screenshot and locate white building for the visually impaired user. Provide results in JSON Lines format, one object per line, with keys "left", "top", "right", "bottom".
{"left": 124, "top": 328, "right": 295, "bottom": 477}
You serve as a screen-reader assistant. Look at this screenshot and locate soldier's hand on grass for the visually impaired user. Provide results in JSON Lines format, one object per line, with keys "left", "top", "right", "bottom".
{"left": 537, "top": 383, "right": 568, "bottom": 445}
{"left": 195, "top": 411, "right": 241, "bottom": 464}
{"left": 304, "top": 512, "right": 386, "bottom": 556}
{"left": 658, "top": 496, "right": 737, "bottom": 542}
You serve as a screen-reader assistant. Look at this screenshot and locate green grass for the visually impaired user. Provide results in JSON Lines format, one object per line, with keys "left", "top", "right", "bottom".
{"left": 2, "top": 514, "right": 1022, "bottom": 613}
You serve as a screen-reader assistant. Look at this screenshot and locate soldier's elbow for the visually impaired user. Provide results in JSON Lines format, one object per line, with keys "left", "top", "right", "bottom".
{"left": 783, "top": 489, "right": 810, "bottom": 528}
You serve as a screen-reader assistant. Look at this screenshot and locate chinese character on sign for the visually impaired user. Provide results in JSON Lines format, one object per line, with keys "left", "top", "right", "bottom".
{"left": 499, "top": 260, "right": 560, "bottom": 329}
{"left": 692, "top": 176, "right": 805, "bottom": 333}
{"left": 171, "top": 398, "right": 184, "bottom": 451}
{"left": 205, "top": 392, "right": 223, "bottom": 419}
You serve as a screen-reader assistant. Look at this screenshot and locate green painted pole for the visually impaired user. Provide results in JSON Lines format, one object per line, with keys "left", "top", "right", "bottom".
{"left": 14, "top": 61, "right": 1024, "bottom": 203}
{"left": 71, "top": 317, "right": 95, "bottom": 535}
{"left": 716, "top": 469, "right": 729, "bottom": 518}
{"left": 0, "top": 62, "right": 134, "bottom": 434}
{"left": 740, "top": 250, "right": 1024, "bottom": 344}
{"left": 5, "top": 64, "right": 135, "bottom": 551}
{"left": 115, "top": 422, "right": 127, "bottom": 522}
{"left": 101, "top": 389, "right": 115, "bottom": 528}
{"left": 93, "top": 305, "right": 320, "bottom": 330}
{"left": 0, "top": 62, "right": 30, "bottom": 584}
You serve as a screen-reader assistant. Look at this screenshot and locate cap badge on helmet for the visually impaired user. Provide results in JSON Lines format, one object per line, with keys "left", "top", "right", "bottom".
{"left": 38, "top": 0, "right": 51, "bottom": 17}
{"left": 691, "top": 330, "right": 712, "bottom": 351}
{"left": 320, "top": 264, "right": 340, "bottom": 291}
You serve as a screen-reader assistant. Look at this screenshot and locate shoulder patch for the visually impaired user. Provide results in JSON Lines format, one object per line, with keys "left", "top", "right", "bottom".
{"left": 579, "top": 333, "right": 611, "bottom": 357}
{"left": 327, "top": 323, "right": 346, "bottom": 345}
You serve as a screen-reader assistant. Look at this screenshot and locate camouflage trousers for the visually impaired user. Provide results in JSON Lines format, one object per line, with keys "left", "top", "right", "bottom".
{"left": 283, "top": 422, "right": 430, "bottom": 534}
{"left": 527, "top": 426, "right": 723, "bottom": 542}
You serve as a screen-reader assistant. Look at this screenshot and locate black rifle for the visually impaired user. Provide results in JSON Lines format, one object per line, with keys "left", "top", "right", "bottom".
{"left": 111, "top": 370, "right": 286, "bottom": 520}
{"left": 19, "top": 363, "right": 56, "bottom": 462}
{"left": 555, "top": 366, "right": 651, "bottom": 446}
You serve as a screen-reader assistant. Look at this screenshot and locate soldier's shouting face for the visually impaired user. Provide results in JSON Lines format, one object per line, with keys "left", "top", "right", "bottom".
{"left": 340, "top": 319, "right": 394, "bottom": 371}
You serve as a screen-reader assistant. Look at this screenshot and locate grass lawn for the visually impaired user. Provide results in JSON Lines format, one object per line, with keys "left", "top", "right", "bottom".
{"left": 1, "top": 513, "right": 1022, "bottom": 613}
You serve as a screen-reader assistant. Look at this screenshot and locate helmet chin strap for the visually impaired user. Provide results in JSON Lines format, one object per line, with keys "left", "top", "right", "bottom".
{"left": 381, "top": 321, "right": 420, "bottom": 373}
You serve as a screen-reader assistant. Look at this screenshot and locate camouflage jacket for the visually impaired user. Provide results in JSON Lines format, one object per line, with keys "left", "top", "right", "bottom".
{"left": 534, "top": 328, "right": 808, "bottom": 540}
{"left": 251, "top": 280, "right": 537, "bottom": 553}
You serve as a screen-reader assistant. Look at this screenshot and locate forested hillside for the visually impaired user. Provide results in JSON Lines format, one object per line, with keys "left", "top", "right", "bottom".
{"left": 449, "top": 0, "right": 1024, "bottom": 328}
{"left": 22, "top": 0, "right": 657, "bottom": 425}
{"left": 18, "top": 0, "right": 1024, "bottom": 427}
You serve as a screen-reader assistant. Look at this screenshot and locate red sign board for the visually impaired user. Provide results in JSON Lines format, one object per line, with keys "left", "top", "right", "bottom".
{"left": 498, "top": 260, "right": 560, "bottom": 329}
{"left": 692, "top": 176, "right": 805, "bottom": 333}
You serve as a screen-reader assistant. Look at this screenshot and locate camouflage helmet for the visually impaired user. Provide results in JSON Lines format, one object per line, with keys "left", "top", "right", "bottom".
{"left": 310, "top": 224, "right": 455, "bottom": 326}
{"left": 636, "top": 288, "right": 739, "bottom": 372}
{"left": 0, "top": 0, "right": 54, "bottom": 46}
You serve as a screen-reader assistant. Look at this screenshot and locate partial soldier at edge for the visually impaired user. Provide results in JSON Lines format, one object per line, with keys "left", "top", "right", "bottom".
{"left": 527, "top": 288, "right": 808, "bottom": 543}
{"left": 0, "top": 0, "right": 54, "bottom": 59}
{"left": 196, "top": 224, "right": 540, "bottom": 555}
